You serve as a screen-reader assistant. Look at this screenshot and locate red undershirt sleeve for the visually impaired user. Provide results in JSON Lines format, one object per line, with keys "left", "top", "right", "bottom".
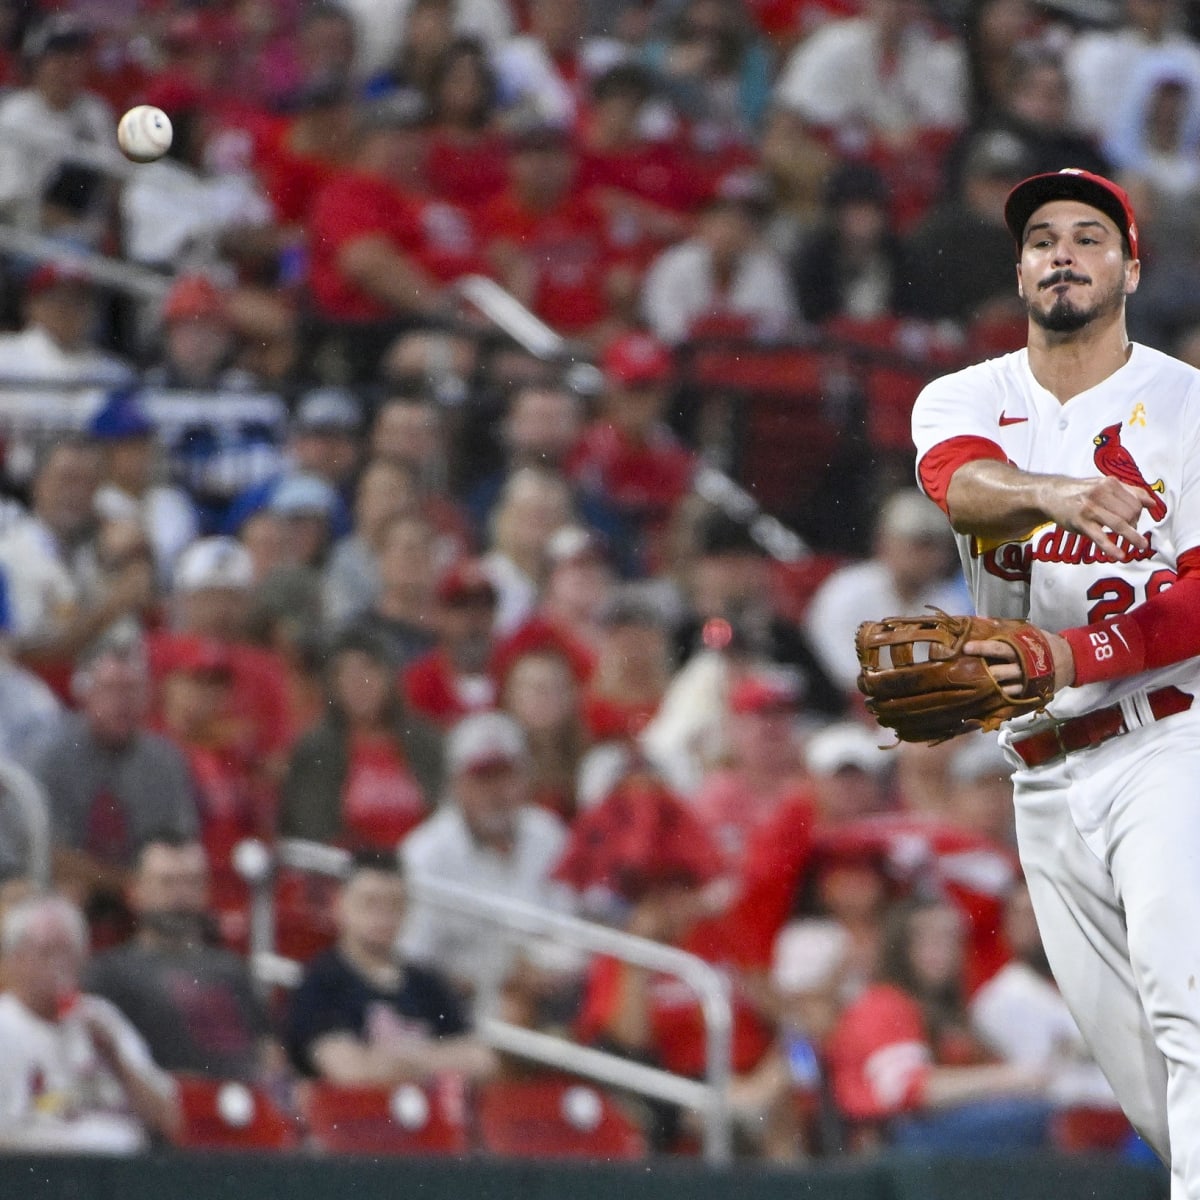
{"left": 1062, "top": 548, "right": 1200, "bottom": 684}
{"left": 917, "top": 436, "right": 1009, "bottom": 512}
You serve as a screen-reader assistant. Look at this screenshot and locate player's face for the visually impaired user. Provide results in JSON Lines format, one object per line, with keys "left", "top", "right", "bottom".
{"left": 1016, "top": 199, "right": 1138, "bottom": 334}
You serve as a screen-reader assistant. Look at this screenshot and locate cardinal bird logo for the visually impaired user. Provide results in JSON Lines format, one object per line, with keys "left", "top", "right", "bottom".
{"left": 1092, "top": 423, "right": 1167, "bottom": 521}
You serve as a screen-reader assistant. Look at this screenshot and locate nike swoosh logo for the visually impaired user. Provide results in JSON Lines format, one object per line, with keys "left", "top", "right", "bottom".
{"left": 999, "top": 412, "right": 1029, "bottom": 426}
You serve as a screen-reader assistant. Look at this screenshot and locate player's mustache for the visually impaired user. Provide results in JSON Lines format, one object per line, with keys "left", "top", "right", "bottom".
{"left": 1039, "top": 270, "right": 1091, "bottom": 289}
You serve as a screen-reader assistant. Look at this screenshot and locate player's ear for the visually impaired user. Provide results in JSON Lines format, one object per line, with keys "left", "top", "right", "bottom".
{"left": 1015, "top": 262, "right": 1024, "bottom": 300}
{"left": 1123, "top": 256, "right": 1140, "bottom": 295}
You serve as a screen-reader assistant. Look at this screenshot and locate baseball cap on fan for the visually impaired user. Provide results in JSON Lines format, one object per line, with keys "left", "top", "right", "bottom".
{"left": 602, "top": 331, "right": 673, "bottom": 389}
{"left": 174, "top": 537, "right": 254, "bottom": 593}
{"left": 1004, "top": 169, "right": 1139, "bottom": 259}
{"left": 447, "top": 711, "right": 527, "bottom": 776}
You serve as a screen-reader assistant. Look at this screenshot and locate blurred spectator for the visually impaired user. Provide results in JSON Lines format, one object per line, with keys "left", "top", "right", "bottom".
{"left": 119, "top": 104, "right": 277, "bottom": 274}
{"left": 969, "top": 879, "right": 1121, "bottom": 1114}
{"left": 401, "top": 712, "right": 572, "bottom": 1010}
{"left": 805, "top": 489, "right": 967, "bottom": 699}
{"left": 825, "top": 897, "right": 1051, "bottom": 1152}
{"left": 0, "top": 267, "right": 133, "bottom": 484}
{"left": 492, "top": 0, "right": 625, "bottom": 128}
{"left": 306, "top": 97, "right": 483, "bottom": 327}
{"left": 425, "top": 37, "right": 509, "bottom": 209}
{"left": 0, "top": 17, "right": 113, "bottom": 234}
{"left": 153, "top": 634, "right": 269, "bottom": 878}
{"left": 563, "top": 766, "right": 800, "bottom": 1159}
{"left": 689, "top": 671, "right": 806, "bottom": 869}
{"left": 527, "top": 524, "right": 616, "bottom": 659}
{"left": 267, "top": 472, "right": 340, "bottom": 569}
{"left": 0, "top": 439, "right": 151, "bottom": 675}
{"left": 790, "top": 161, "right": 911, "bottom": 325}
{"left": 901, "top": 128, "right": 1031, "bottom": 326}
{"left": 402, "top": 558, "right": 499, "bottom": 726}
{"left": 343, "top": 0, "right": 514, "bottom": 79}
{"left": 961, "top": 0, "right": 1047, "bottom": 120}
{"left": 224, "top": 388, "right": 360, "bottom": 538}
{"left": 149, "top": 537, "right": 294, "bottom": 784}
{"left": 1104, "top": 45, "right": 1200, "bottom": 257}
{"left": 259, "top": 3, "right": 359, "bottom": 111}
{"left": 645, "top": 0, "right": 775, "bottom": 139}
{"left": 482, "top": 123, "right": 631, "bottom": 341}
{"left": 483, "top": 466, "right": 575, "bottom": 635}
{"left": 323, "top": 460, "right": 423, "bottom": 631}
{"left": 362, "top": 0, "right": 457, "bottom": 107}
{"left": 87, "top": 390, "right": 198, "bottom": 587}
{"left": 0, "top": 893, "right": 181, "bottom": 1152}
{"left": 499, "top": 644, "right": 587, "bottom": 821}
{"left": 577, "top": 63, "right": 702, "bottom": 245}
{"left": 757, "top": 105, "right": 836, "bottom": 253}
{"left": 139, "top": 276, "right": 288, "bottom": 532}
{"left": 285, "top": 848, "right": 497, "bottom": 1083}
{"left": 281, "top": 628, "right": 442, "bottom": 850}
{"left": 582, "top": 585, "right": 673, "bottom": 742}
{"left": 568, "top": 331, "right": 694, "bottom": 574}
{"left": 255, "top": 77, "right": 356, "bottom": 229}
{"left": 84, "top": 835, "right": 277, "bottom": 1082}
{"left": 239, "top": 511, "right": 291, "bottom": 585}
{"left": 943, "top": 46, "right": 1110, "bottom": 199}
{"left": 36, "top": 633, "right": 197, "bottom": 928}
{"left": 1066, "top": 0, "right": 1200, "bottom": 145}
{"left": 674, "top": 511, "right": 844, "bottom": 717}
{"left": 774, "top": 0, "right": 968, "bottom": 151}
{"left": 640, "top": 177, "right": 796, "bottom": 344}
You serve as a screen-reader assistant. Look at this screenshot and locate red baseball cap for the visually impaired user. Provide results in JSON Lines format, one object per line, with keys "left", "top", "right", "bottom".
{"left": 729, "top": 673, "right": 799, "bottom": 716}
{"left": 436, "top": 559, "right": 497, "bottom": 606}
{"left": 602, "top": 331, "right": 673, "bottom": 388}
{"left": 1004, "top": 168, "right": 1139, "bottom": 260}
{"left": 27, "top": 261, "right": 92, "bottom": 296}
{"left": 162, "top": 274, "right": 228, "bottom": 325}
{"left": 163, "top": 635, "right": 233, "bottom": 679}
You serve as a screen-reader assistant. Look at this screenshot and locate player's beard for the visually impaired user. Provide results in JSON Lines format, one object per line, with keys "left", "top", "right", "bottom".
{"left": 1026, "top": 272, "right": 1125, "bottom": 334}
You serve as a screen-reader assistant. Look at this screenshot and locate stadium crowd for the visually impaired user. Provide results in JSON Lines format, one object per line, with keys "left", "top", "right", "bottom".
{"left": 0, "top": 0, "right": 1192, "bottom": 1167}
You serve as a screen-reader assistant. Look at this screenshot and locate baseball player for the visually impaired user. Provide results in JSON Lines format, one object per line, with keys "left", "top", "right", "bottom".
{"left": 911, "top": 169, "right": 1200, "bottom": 1197}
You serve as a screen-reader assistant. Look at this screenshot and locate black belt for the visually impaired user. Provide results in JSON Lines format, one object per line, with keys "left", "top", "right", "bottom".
{"left": 1010, "top": 686, "right": 1193, "bottom": 768}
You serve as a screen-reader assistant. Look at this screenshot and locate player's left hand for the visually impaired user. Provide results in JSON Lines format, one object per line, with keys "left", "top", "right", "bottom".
{"left": 966, "top": 631, "right": 1076, "bottom": 695}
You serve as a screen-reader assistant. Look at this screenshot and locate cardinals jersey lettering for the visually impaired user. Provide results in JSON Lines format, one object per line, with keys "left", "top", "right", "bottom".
{"left": 913, "top": 343, "right": 1200, "bottom": 723}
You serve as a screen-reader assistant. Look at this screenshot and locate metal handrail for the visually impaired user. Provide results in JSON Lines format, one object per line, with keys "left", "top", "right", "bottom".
{"left": 0, "top": 224, "right": 170, "bottom": 301}
{"left": 0, "top": 757, "right": 50, "bottom": 888}
{"left": 241, "top": 836, "right": 734, "bottom": 1163}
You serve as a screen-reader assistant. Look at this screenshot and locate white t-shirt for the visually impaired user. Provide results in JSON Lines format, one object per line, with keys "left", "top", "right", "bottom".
{"left": 0, "top": 992, "right": 174, "bottom": 1154}
{"left": 970, "top": 961, "right": 1118, "bottom": 1108}
{"left": 400, "top": 804, "right": 574, "bottom": 1009}
{"left": 912, "top": 344, "right": 1200, "bottom": 724}
{"left": 774, "top": 17, "right": 967, "bottom": 137}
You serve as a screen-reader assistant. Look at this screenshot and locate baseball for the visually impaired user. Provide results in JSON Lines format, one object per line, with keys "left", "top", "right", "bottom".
{"left": 117, "top": 105, "right": 172, "bottom": 163}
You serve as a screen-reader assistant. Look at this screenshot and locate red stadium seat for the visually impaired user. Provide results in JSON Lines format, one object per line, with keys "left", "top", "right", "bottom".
{"left": 475, "top": 1075, "right": 647, "bottom": 1160}
{"left": 299, "top": 1078, "right": 472, "bottom": 1156}
{"left": 172, "top": 1075, "right": 300, "bottom": 1150}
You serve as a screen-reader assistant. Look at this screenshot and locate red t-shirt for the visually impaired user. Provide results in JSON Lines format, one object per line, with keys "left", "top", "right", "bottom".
{"left": 824, "top": 984, "right": 932, "bottom": 1122}
{"left": 581, "top": 692, "right": 661, "bottom": 741}
{"left": 578, "top": 141, "right": 705, "bottom": 214}
{"left": 341, "top": 731, "right": 429, "bottom": 849}
{"left": 308, "top": 169, "right": 411, "bottom": 320}
{"left": 568, "top": 422, "right": 697, "bottom": 521}
{"left": 578, "top": 953, "right": 774, "bottom": 1078}
{"left": 147, "top": 633, "right": 295, "bottom": 763}
{"left": 426, "top": 130, "right": 510, "bottom": 210}
{"left": 402, "top": 648, "right": 497, "bottom": 728}
{"left": 690, "top": 768, "right": 805, "bottom": 871}
{"left": 255, "top": 120, "right": 343, "bottom": 225}
{"left": 480, "top": 187, "right": 620, "bottom": 332}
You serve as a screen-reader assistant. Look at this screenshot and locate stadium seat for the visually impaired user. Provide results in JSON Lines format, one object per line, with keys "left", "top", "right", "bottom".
{"left": 172, "top": 1075, "right": 300, "bottom": 1150}
{"left": 299, "top": 1078, "right": 472, "bottom": 1156}
{"left": 475, "top": 1075, "right": 647, "bottom": 1160}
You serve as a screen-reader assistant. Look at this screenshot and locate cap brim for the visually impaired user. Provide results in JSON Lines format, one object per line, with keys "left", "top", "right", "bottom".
{"left": 1004, "top": 172, "right": 1134, "bottom": 255}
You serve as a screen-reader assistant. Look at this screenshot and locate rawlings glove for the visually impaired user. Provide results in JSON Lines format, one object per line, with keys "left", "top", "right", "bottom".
{"left": 855, "top": 608, "right": 1057, "bottom": 744}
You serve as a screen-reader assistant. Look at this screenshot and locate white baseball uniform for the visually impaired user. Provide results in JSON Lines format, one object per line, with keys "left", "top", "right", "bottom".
{"left": 913, "top": 343, "right": 1200, "bottom": 1198}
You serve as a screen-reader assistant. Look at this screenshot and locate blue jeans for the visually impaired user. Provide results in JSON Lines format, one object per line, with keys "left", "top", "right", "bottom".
{"left": 890, "top": 1097, "right": 1054, "bottom": 1153}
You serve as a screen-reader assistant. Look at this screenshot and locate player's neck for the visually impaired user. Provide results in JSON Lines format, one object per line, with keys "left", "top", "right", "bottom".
{"left": 1026, "top": 314, "right": 1133, "bottom": 404}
